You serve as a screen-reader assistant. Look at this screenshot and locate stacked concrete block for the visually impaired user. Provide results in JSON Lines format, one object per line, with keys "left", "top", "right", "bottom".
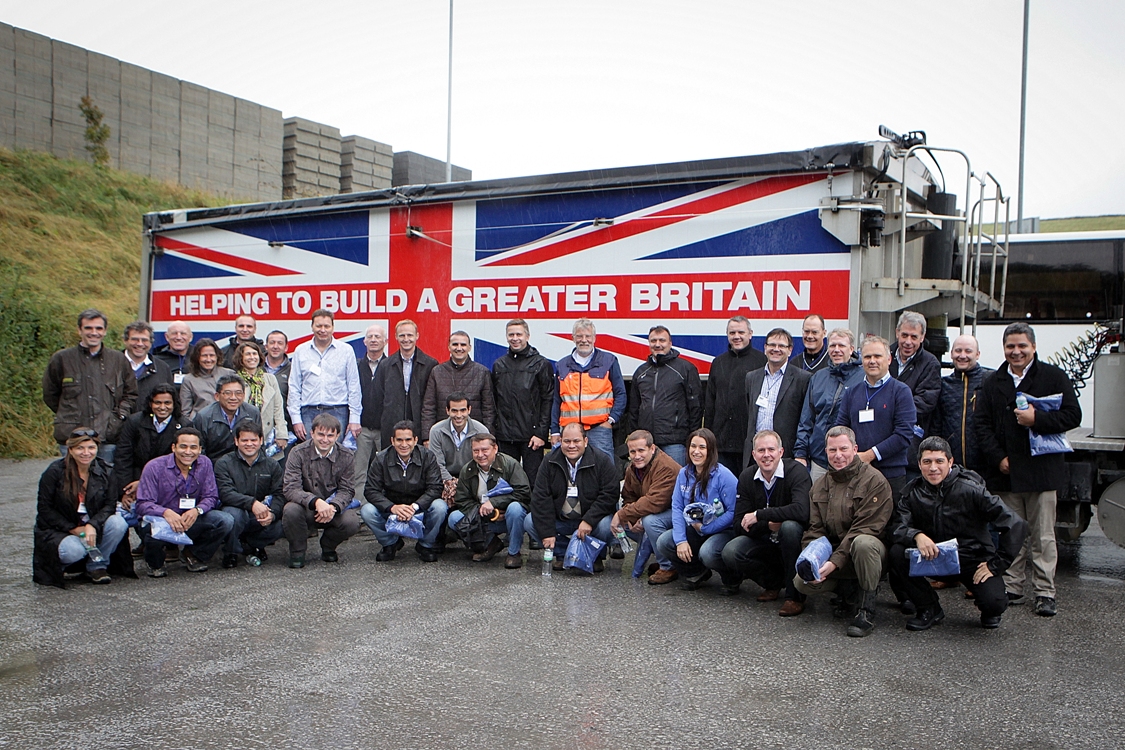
{"left": 119, "top": 62, "right": 152, "bottom": 176}
{"left": 232, "top": 97, "right": 261, "bottom": 199}
{"left": 12, "top": 27, "right": 53, "bottom": 153}
{"left": 257, "top": 106, "right": 284, "bottom": 199}
{"left": 340, "top": 135, "right": 392, "bottom": 193}
{"left": 282, "top": 116, "right": 341, "bottom": 199}
{"left": 206, "top": 89, "right": 236, "bottom": 194}
{"left": 86, "top": 51, "right": 122, "bottom": 169}
{"left": 0, "top": 24, "right": 17, "bottom": 148}
{"left": 149, "top": 72, "right": 181, "bottom": 185}
{"left": 392, "top": 150, "right": 472, "bottom": 187}
{"left": 178, "top": 81, "right": 210, "bottom": 191}
{"left": 49, "top": 40, "right": 88, "bottom": 160}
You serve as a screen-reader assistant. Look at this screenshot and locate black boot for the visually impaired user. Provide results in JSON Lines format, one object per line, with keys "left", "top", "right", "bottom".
{"left": 847, "top": 586, "right": 878, "bottom": 638}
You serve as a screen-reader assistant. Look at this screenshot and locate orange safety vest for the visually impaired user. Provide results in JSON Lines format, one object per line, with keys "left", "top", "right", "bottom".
{"left": 558, "top": 369, "right": 615, "bottom": 429}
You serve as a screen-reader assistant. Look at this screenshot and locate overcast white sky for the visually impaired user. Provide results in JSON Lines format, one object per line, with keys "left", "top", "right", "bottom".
{"left": 4, "top": 0, "right": 1122, "bottom": 218}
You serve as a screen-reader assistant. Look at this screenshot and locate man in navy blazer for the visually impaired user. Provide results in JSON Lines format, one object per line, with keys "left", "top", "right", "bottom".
{"left": 742, "top": 328, "right": 811, "bottom": 468}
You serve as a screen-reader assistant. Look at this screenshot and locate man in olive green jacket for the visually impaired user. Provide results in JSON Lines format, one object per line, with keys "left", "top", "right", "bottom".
{"left": 449, "top": 433, "right": 531, "bottom": 568}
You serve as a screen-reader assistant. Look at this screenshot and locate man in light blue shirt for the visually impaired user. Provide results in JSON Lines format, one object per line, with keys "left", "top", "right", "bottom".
{"left": 286, "top": 309, "right": 362, "bottom": 444}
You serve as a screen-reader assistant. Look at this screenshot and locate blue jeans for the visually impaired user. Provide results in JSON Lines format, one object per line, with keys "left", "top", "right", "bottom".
{"left": 660, "top": 443, "right": 687, "bottom": 466}
{"left": 447, "top": 502, "right": 528, "bottom": 556}
{"left": 585, "top": 423, "right": 615, "bottom": 458}
{"left": 656, "top": 526, "right": 736, "bottom": 584}
{"left": 641, "top": 509, "right": 675, "bottom": 570}
{"left": 360, "top": 500, "right": 448, "bottom": 550}
{"left": 222, "top": 505, "right": 285, "bottom": 556}
{"left": 58, "top": 514, "right": 128, "bottom": 570}
{"left": 523, "top": 515, "right": 611, "bottom": 557}
{"left": 300, "top": 405, "right": 351, "bottom": 442}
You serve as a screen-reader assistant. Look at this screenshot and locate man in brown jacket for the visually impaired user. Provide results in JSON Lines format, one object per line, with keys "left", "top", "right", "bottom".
{"left": 420, "top": 331, "right": 495, "bottom": 442}
{"left": 606, "top": 430, "right": 681, "bottom": 585}
{"left": 794, "top": 425, "right": 893, "bottom": 638}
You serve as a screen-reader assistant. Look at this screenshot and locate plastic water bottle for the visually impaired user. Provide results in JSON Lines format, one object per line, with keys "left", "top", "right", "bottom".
{"left": 614, "top": 529, "right": 634, "bottom": 554}
{"left": 1016, "top": 394, "right": 1029, "bottom": 411}
{"left": 79, "top": 533, "right": 107, "bottom": 564}
{"left": 245, "top": 551, "right": 262, "bottom": 567}
{"left": 542, "top": 548, "right": 553, "bottom": 577}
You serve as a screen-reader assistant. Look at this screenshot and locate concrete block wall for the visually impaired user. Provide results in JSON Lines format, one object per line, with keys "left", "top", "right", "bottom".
{"left": 340, "top": 135, "right": 392, "bottom": 193}
{"left": 0, "top": 23, "right": 468, "bottom": 203}
{"left": 392, "top": 150, "right": 471, "bottom": 186}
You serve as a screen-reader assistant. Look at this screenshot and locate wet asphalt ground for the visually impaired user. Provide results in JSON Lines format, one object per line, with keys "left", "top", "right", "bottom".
{"left": 2, "top": 457, "right": 1125, "bottom": 750}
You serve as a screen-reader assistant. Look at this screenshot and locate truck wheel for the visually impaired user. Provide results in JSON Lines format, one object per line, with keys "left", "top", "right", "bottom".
{"left": 1097, "top": 478, "right": 1125, "bottom": 549}
{"left": 1056, "top": 502, "right": 1091, "bottom": 543}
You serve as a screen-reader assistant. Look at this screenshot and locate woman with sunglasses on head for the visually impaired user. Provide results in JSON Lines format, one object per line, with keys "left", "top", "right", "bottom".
{"left": 233, "top": 342, "right": 288, "bottom": 456}
{"left": 179, "top": 338, "right": 235, "bottom": 420}
{"left": 655, "top": 427, "right": 740, "bottom": 591}
{"left": 33, "top": 428, "right": 130, "bottom": 587}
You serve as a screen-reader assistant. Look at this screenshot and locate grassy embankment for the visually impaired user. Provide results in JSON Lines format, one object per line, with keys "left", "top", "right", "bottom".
{"left": 0, "top": 147, "right": 227, "bottom": 458}
{"left": 0, "top": 145, "right": 1122, "bottom": 457}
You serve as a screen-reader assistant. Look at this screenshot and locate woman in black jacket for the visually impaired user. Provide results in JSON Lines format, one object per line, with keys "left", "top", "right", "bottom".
{"left": 33, "top": 428, "right": 130, "bottom": 587}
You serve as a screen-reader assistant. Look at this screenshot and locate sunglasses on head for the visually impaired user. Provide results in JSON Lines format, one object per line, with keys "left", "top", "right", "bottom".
{"left": 70, "top": 429, "right": 99, "bottom": 439}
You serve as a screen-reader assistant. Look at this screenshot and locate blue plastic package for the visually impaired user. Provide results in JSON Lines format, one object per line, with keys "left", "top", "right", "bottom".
{"left": 1019, "top": 392, "right": 1074, "bottom": 456}
{"left": 795, "top": 536, "right": 833, "bottom": 582}
{"left": 563, "top": 534, "right": 606, "bottom": 575}
{"left": 907, "top": 538, "right": 961, "bottom": 577}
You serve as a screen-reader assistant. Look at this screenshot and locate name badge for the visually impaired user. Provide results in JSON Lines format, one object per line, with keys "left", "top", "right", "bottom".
{"left": 755, "top": 394, "right": 770, "bottom": 409}
{"left": 179, "top": 496, "right": 197, "bottom": 510}
{"left": 858, "top": 409, "right": 875, "bottom": 423}
{"left": 173, "top": 372, "right": 184, "bottom": 384}
{"left": 77, "top": 501, "right": 87, "bottom": 514}
{"left": 310, "top": 364, "right": 322, "bottom": 376}
{"left": 566, "top": 486, "right": 579, "bottom": 498}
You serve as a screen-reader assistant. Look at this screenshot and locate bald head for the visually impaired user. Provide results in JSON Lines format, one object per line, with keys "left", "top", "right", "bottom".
{"left": 950, "top": 334, "right": 980, "bottom": 373}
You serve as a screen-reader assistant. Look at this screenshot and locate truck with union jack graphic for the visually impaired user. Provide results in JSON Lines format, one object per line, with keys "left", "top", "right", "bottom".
{"left": 140, "top": 129, "right": 1007, "bottom": 378}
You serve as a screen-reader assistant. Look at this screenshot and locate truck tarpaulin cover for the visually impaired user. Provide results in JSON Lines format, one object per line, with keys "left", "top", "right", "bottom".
{"left": 146, "top": 143, "right": 866, "bottom": 372}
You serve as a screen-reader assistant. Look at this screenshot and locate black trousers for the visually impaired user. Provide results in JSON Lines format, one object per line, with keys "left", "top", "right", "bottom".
{"left": 499, "top": 440, "right": 545, "bottom": 487}
{"left": 888, "top": 543, "right": 1008, "bottom": 618}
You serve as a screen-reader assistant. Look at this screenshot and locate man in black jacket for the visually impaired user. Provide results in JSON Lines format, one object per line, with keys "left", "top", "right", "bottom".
{"left": 935, "top": 334, "right": 993, "bottom": 470}
{"left": 890, "top": 436, "right": 1028, "bottom": 630}
{"left": 705, "top": 316, "right": 766, "bottom": 474}
{"left": 528, "top": 423, "right": 620, "bottom": 573}
{"left": 355, "top": 323, "right": 388, "bottom": 498}
{"left": 627, "top": 325, "right": 702, "bottom": 466}
{"left": 974, "top": 322, "right": 1081, "bottom": 617}
{"left": 122, "top": 321, "right": 174, "bottom": 414}
{"left": 889, "top": 311, "right": 941, "bottom": 472}
{"left": 362, "top": 420, "right": 447, "bottom": 562}
{"left": 371, "top": 320, "right": 439, "bottom": 447}
{"left": 214, "top": 420, "right": 285, "bottom": 568}
{"left": 722, "top": 429, "right": 811, "bottom": 614}
{"left": 743, "top": 328, "right": 811, "bottom": 468}
{"left": 491, "top": 319, "right": 554, "bottom": 485}
{"left": 221, "top": 315, "right": 263, "bottom": 368}
{"left": 193, "top": 375, "right": 262, "bottom": 461}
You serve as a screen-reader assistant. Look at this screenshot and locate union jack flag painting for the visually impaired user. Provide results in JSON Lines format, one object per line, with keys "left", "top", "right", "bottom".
{"left": 148, "top": 167, "right": 851, "bottom": 372}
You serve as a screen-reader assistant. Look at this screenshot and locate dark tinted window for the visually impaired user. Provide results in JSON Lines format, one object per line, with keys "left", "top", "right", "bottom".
{"left": 995, "top": 239, "right": 1122, "bottom": 321}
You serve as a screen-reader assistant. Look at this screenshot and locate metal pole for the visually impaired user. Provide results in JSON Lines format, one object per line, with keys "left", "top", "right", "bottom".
{"left": 1017, "top": 0, "right": 1029, "bottom": 230}
{"left": 445, "top": 0, "right": 454, "bottom": 183}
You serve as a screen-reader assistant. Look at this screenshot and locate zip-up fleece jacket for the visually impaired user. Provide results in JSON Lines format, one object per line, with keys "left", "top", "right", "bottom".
{"left": 550, "top": 349, "right": 626, "bottom": 435}
{"left": 627, "top": 349, "right": 703, "bottom": 447}
{"left": 803, "top": 456, "right": 893, "bottom": 571}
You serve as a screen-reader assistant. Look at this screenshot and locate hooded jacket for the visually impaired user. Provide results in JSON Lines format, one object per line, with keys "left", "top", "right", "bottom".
{"left": 627, "top": 349, "right": 703, "bottom": 447}
{"left": 704, "top": 344, "right": 767, "bottom": 453}
{"left": 795, "top": 354, "right": 865, "bottom": 469}
{"left": 491, "top": 344, "right": 554, "bottom": 443}
{"left": 803, "top": 456, "right": 893, "bottom": 571}
{"left": 894, "top": 465, "right": 1027, "bottom": 575}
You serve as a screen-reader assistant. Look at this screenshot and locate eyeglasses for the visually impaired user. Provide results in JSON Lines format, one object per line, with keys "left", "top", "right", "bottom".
{"left": 70, "top": 428, "right": 99, "bottom": 439}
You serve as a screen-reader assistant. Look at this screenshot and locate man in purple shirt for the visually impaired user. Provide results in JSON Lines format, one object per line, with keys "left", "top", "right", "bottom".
{"left": 134, "top": 426, "right": 234, "bottom": 577}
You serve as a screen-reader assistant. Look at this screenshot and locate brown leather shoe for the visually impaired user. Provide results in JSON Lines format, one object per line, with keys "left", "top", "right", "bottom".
{"left": 756, "top": 589, "right": 781, "bottom": 602}
{"left": 504, "top": 553, "right": 522, "bottom": 569}
{"left": 778, "top": 599, "right": 805, "bottom": 617}
{"left": 647, "top": 567, "right": 679, "bottom": 585}
{"left": 472, "top": 536, "right": 505, "bottom": 562}
{"left": 930, "top": 579, "right": 958, "bottom": 590}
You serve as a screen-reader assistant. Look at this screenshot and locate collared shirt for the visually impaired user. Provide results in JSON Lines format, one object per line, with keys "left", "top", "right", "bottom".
{"left": 402, "top": 353, "right": 415, "bottom": 393}
{"left": 896, "top": 349, "right": 917, "bottom": 369}
{"left": 756, "top": 363, "right": 787, "bottom": 432}
{"left": 863, "top": 372, "right": 894, "bottom": 461}
{"left": 130, "top": 354, "right": 153, "bottom": 378}
{"left": 315, "top": 444, "right": 336, "bottom": 460}
{"left": 567, "top": 456, "right": 581, "bottom": 483}
{"left": 365, "top": 353, "right": 385, "bottom": 376}
{"left": 1010, "top": 360, "right": 1033, "bottom": 389}
{"left": 801, "top": 347, "right": 828, "bottom": 372}
{"left": 222, "top": 406, "right": 244, "bottom": 430}
{"left": 153, "top": 415, "right": 172, "bottom": 433}
{"left": 754, "top": 460, "right": 786, "bottom": 499}
{"left": 287, "top": 338, "right": 363, "bottom": 425}
{"left": 134, "top": 453, "right": 219, "bottom": 517}
{"left": 265, "top": 356, "right": 289, "bottom": 376}
{"left": 450, "top": 423, "right": 469, "bottom": 448}
{"left": 571, "top": 349, "right": 593, "bottom": 367}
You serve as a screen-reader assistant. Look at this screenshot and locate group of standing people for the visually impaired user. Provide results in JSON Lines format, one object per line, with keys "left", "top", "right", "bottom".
{"left": 35, "top": 307, "right": 1080, "bottom": 639}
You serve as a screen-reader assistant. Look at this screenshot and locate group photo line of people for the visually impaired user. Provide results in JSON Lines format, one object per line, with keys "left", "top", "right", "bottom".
{"left": 35, "top": 305, "right": 1080, "bottom": 637}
